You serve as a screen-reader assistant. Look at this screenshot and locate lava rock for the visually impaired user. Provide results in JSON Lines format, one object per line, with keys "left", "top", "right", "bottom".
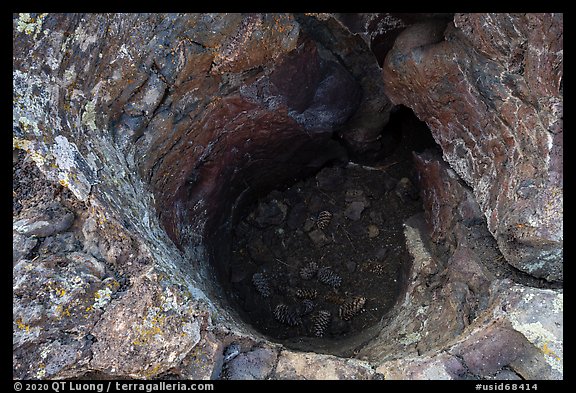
{"left": 308, "top": 229, "right": 331, "bottom": 247}
{"left": 252, "top": 199, "right": 288, "bottom": 228}
{"left": 224, "top": 347, "right": 278, "bottom": 380}
{"left": 394, "top": 177, "right": 419, "bottom": 202}
{"left": 345, "top": 189, "right": 369, "bottom": 206}
{"left": 383, "top": 15, "right": 563, "bottom": 281}
{"left": 286, "top": 202, "right": 308, "bottom": 230}
{"left": 345, "top": 260, "right": 356, "bottom": 273}
{"left": 273, "top": 349, "right": 380, "bottom": 380}
{"left": 303, "top": 217, "right": 316, "bottom": 232}
{"left": 344, "top": 201, "right": 366, "bottom": 221}
{"left": 380, "top": 172, "right": 399, "bottom": 192}
{"left": 37, "top": 232, "right": 81, "bottom": 256}
{"left": 12, "top": 232, "right": 38, "bottom": 264}
{"left": 223, "top": 343, "right": 241, "bottom": 362}
{"left": 315, "top": 166, "right": 345, "bottom": 192}
{"left": 374, "top": 246, "right": 390, "bottom": 261}
{"left": 369, "top": 210, "right": 384, "bottom": 225}
{"left": 247, "top": 238, "right": 274, "bottom": 264}
{"left": 13, "top": 202, "right": 75, "bottom": 238}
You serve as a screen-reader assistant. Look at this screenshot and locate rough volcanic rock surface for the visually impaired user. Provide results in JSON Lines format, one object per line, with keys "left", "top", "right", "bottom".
{"left": 382, "top": 14, "right": 563, "bottom": 281}
{"left": 13, "top": 13, "right": 563, "bottom": 381}
{"left": 12, "top": 12, "right": 379, "bottom": 380}
{"left": 358, "top": 150, "right": 562, "bottom": 380}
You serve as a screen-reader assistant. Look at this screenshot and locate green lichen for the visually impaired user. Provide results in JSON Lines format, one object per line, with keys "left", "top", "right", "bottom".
{"left": 16, "top": 13, "right": 47, "bottom": 40}
{"left": 552, "top": 294, "right": 563, "bottom": 313}
{"left": 81, "top": 101, "right": 98, "bottom": 131}
{"left": 13, "top": 136, "right": 48, "bottom": 167}
{"left": 93, "top": 287, "right": 113, "bottom": 310}
{"left": 399, "top": 332, "right": 421, "bottom": 346}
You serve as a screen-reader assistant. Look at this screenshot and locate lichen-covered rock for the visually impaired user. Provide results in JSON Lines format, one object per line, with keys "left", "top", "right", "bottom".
{"left": 360, "top": 211, "right": 562, "bottom": 380}
{"left": 13, "top": 207, "right": 74, "bottom": 238}
{"left": 13, "top": 252, "right": 117, "bottom": 379}
{"left": 273, "top": 350, "right": 380, "bottom": 379}
{"left": 12, "top": 232, "right": 38, "bottom": 264}
{"left": 223, "top": 346, "right": 278, "bottom": 380}
{"left": 376, "top": 352, "right": 467, "bottom": 380}
{"left": 89, "top": 276, "right": 204, "bottom": 378}
{"left": 382, "top": 14, "right": 563, "bottom": 281}
{"left": 170, "top": 332, "right": 224, "bottom": 380}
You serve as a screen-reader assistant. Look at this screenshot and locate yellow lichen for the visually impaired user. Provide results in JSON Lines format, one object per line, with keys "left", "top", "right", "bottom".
{"left": 36, "top": 363, "right": 46, "bottom": 378}
{"left": 132, "top": 311, "right": 167, "bottom": 346}
{"left": 56, "top": 304, "right": 71, "bottom": 318}
{"left": 15, "top": 318, "right": 31, "bottom": 333}
{"left": 143, "top": 363, "right": 163, "bottom": 379}
{"left": 542, "top": 342, "right": 561, "bottom": 361}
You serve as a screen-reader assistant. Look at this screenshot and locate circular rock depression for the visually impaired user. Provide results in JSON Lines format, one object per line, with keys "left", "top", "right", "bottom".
{"left": 184, "top": 106, "right": 439, "bottom": 356}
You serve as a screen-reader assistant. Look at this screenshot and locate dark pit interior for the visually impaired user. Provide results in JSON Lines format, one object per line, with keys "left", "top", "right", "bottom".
{"left": 206, "top": 107, "right": 441, "bottom": 354}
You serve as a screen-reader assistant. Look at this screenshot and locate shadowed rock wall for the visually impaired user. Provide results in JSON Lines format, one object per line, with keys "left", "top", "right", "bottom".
{"left": 382, "top": 14, "right": 563, "bottom": 281}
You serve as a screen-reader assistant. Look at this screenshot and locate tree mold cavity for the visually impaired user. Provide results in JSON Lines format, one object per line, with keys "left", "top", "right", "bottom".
{"left": 178, "top": 106, "right": 441, "bottom": 356}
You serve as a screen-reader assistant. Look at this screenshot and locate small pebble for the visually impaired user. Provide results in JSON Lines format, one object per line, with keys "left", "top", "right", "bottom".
{"left": 223, "top": 343, "right": 241, "bottom": 362}
{"left": 367, "top": 224, "right": 379, "bottom": 238}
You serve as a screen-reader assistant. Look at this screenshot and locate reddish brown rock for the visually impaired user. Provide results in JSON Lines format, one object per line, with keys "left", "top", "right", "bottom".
{"left": 450, "top": 324, "right": 532, "bottom": 376}
{"left": 413, "top": 149, "right": 484, "bottom": 247}
{"left": 383, "top": 14, "right": 563, "bottom": 281}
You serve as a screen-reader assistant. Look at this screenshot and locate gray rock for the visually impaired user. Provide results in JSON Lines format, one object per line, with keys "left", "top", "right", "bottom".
{"left": 344, "top": 201, "right": 366, "bottom": 221}
{"left": 490, "top": 369, "right": 523, "bottom": 380}
{"left": 450, "top": 324, "right": 534, "bottom": 376}
{"left": 13, "top": 232, "right": 38, "bottom": 264}
{"left": 174, "top": 333, "right": 224, "bottom": 380}
{"left": 13, "top": 253, "right": 119, "bottom": 379}
{"left": 286, "top": 202, "right": 308, "bottom": 230}
{"left": 37, "top": 232, "right": 81, "bottom": 255}
{"left": 252, "top": 199, "right": 287, "bottom": 228}
{"left": 13, "top": 203, "right": 74, "bottom": 238}
{"left": 345, "top": 189, "right": 369, "bottom": 206}
{"left": 224, "top": 347, "right": 278, "bottom": 380}
{"left": 308, "top": 229, "right": 331, "bottom": 247}
{"left": 273, "top": 350, "right": 378, "bottom": 380}
{"left": 315, "top": 166, "right": 345, "bottom": 192}
{"left": 394, "top": 177, "right": 418, "bottom": 202}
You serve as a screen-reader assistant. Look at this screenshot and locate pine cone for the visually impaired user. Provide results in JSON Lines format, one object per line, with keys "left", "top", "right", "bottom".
{"left": 298, "top": 299, "right": 315, "bottom": 316}
{"left": 339, "top": 296, "right": 366, "bottom": 321}
{"left": 295, "top": 288, "right": 318, "bottom": 300}
{"left": 316, "top": 210, "right": 332, "bottom": 230}
{"left": 252, "top": 272, "right": 271, "bottom": 298}
{"left": 299, "top": 261, "right": 318, "bottom": 280}
{"left": 311, "top": 310, "right": 331, "bottom": 337}
{"left": 273, "top": 304, "right": 302, "bottom": 326}
{"left": 317, "top": 266, "right": 342, "bottom": 288}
